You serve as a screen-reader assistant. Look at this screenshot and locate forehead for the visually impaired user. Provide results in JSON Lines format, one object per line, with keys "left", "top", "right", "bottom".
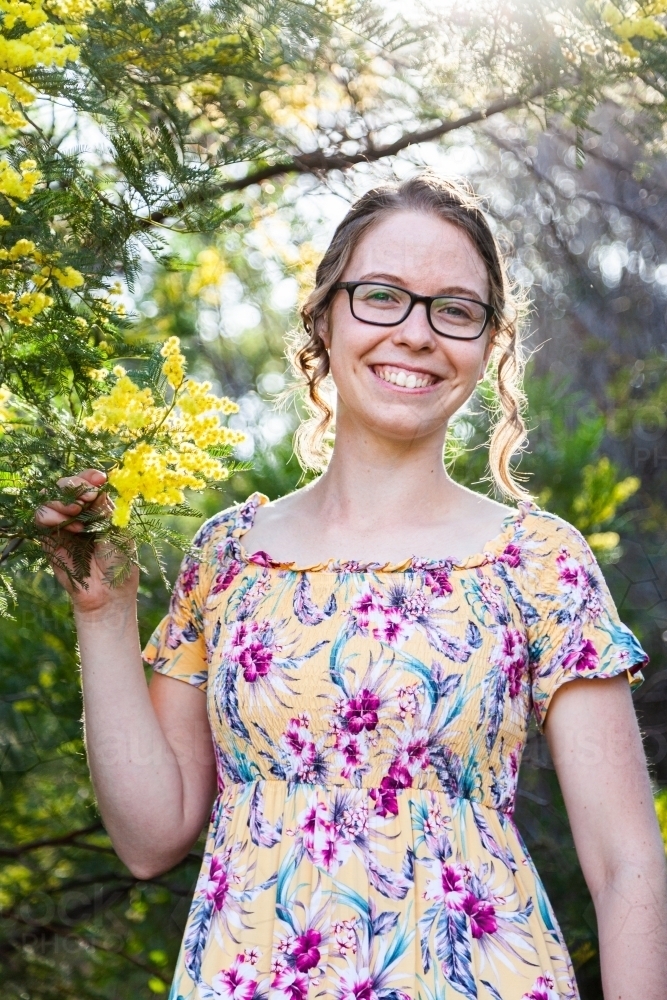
{"left": 344, "top": 209, "right": 489, "bottom": 298}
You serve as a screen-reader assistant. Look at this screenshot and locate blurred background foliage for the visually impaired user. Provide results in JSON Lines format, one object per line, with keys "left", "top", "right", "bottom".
{"left": 3, "top": 0, "right": 667, "bottom": 997}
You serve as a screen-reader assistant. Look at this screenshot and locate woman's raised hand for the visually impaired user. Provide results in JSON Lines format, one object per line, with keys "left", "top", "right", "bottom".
{"left": 35, "top": 468, "right": 139, "bottom": 614}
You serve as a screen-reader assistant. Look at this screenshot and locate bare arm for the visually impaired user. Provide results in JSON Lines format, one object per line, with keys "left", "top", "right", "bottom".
{"left": 546, "top": 674, "right": 667, "bottom": 1000}
{"left": 37, "top": 470, "right": 217, "bottom": 879}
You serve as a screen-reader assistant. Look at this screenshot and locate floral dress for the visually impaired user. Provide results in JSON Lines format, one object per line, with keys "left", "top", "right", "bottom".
{"left": 143, "top": 493, "right": 647, "bottom": 1000}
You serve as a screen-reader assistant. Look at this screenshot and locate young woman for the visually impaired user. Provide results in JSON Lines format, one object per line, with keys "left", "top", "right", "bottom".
{"left": 38, "top": 174, "right": 667, "bottom": 1000}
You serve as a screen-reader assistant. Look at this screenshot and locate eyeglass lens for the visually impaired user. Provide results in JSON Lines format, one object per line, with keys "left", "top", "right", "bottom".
{"left": 350, "top": 283, "right": 487, "bottom": 338}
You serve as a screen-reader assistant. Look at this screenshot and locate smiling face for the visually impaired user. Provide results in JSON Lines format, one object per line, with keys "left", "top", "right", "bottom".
{"left": 320, "top": 210, "right": 495, "bottom": 449}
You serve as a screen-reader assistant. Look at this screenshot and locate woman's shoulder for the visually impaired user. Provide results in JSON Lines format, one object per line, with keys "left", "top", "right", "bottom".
{"left": 503, "top": 500, "right": 597, "bottom": 571}
{"left": 190, "top": 491, "right": 268, "bottom": 552}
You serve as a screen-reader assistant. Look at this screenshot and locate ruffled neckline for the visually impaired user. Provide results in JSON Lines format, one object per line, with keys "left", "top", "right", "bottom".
{"left": 230, "top": 492, "right": 539, "bottom": 574}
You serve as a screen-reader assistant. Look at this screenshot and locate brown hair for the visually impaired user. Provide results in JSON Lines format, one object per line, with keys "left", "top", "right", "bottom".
{"left": 288, "top": 172, "right": 529, "bottom": 500}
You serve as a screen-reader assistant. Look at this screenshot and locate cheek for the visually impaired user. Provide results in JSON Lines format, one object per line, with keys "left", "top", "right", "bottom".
{"left": 447, "top": 341, "right": 490, "bottom": 378}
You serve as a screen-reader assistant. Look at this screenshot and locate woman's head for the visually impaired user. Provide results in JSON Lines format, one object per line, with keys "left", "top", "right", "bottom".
{"left": 291, "top": 172, "right": 528, "bottom": 498}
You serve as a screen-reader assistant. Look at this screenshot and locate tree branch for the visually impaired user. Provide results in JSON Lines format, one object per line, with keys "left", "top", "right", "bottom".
{"left": 0, "top": 822, "right": 104, "bottom": 858}
{"left": 149, "top": 82, "right": 555, "bottom": 222}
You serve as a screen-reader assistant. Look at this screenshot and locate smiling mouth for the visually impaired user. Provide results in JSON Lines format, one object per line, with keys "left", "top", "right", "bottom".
{"left": 371, "top": 365, "right": 440, "bottom": 389}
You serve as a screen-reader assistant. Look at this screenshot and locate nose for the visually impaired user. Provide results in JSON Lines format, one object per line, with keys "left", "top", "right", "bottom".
{"left": 391, "top": 300, "right": 436, "bottom": 351}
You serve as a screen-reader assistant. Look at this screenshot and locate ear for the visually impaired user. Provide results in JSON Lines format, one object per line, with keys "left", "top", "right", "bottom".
{"left": 318, "top": 312, "right": 331, "bottom": 350}
{"left": 478, "top": 327, "right": 496, "bottom": 382}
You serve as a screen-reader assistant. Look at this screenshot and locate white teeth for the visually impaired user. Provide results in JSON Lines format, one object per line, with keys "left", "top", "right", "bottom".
{"left": 375, "top": 367, "right": 434, "bottom": 387}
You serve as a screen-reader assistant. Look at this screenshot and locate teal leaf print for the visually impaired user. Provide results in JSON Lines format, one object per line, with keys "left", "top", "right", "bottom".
{"left": 470, "top": 803, "right": 517, "bottom": 872}
{"left": 390, "top": 647, "right": 439, "bottom": 709}
{"left": 466, "top": 621, "right": 483, "bottom": 648}
{"left": 436, "top": 906, "right": 476, "bottom": 1000}
{"left": 293, "top": 574, "right": 337, "bottom": 625}
{"left": 248, "top": 782, "right": 282, "bottom": 848}
{"left": 372, "top": 910, "right": 400, "bottom": 936}
{"left": 418, "top": 904, "right": 439, "bottom": 973}
{"left": 183, "top": 894, "right": 213, "bottom": 984}
{"left": 480, "top": 980, "right": 505, "bottom": 1000}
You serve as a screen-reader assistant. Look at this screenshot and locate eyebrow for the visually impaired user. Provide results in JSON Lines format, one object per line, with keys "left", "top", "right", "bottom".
{"left": 356, "top": 272, "right": 486, "bottom": 300}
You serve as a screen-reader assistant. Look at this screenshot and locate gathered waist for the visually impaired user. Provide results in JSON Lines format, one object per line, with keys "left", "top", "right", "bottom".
{"left": 215, "top": 774, "right": 514, "bottom": 816}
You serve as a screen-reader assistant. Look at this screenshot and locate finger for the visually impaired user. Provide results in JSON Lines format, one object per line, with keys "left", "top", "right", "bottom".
{"left": 40, "top": 499, "right": 90, "bottom": 516}
{"left": 35, "top": 505, "right": 88, "bottom": 530}
{"left": 55, "top": 475, "right": 104, "bottom": 506}
{"left": 75, "top": 468, "right": 107, "bottom": 487}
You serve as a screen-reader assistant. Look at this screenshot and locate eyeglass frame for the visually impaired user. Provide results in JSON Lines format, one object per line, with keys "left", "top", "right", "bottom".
{"left": 331, "top": 281, "right": 495, "bottom": 341}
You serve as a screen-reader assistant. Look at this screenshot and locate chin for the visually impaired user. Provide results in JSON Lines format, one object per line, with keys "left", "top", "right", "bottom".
{"left": 360, "top": 409, "right": 446, "bottom": 443}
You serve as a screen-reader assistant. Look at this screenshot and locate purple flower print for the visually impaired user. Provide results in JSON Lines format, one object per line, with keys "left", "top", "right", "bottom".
{"left": 491, "top": 746, "right": 521, "bottom": 813}
{"left": 521, "top": 974, "right": 559, "bottom": 1000}
{"left": 337, "top": 969, "right": 380, "bottom": 1000}
{"left": 497, "top": 627, "right": 527, "bottom": 698}
{"left": 165, "top": 618, "right": 186, "bottom": 650}
{"left": 227, "top": 619, "right": 279, "bottom": 683}
{"left": 395, "top": 733, "right": 430, "bottom": 775}
{"left": 297, "top": 800, "right": 352, "bottom": 874}
{"left": 370, "top": 762, "right": 412, "bottom": 817}
{"left": 556, "top": 548, "right": 589, "bottom": 593}
{"left": 280, "top": 718, "right": 317, "bottom": 781}
{"left": 239, "top": 642, "right": 272, "bottom": 681}
{"left": 343, "top": 688, "right": 380, "bottom": 734}
{"left": 369, "top": 785, "right": 398, "bottom": 818}
{"left": 201, "top": 854, "right": 229, "bottom": 912}
{"left": 498, "top": 542, "right": 522, "bottom": 568}
{"left": 312, "top": 821, "right": 351, "bottom": 873}
{"left": 211, "top": 558, "right": 242, "bottom": 595}
{"left": 179, "top": 558, "right": 199, "bottom": 595}
{"left": 562, "top": 637, "right": 599, "bottom": 673}
{"left": 335, "top": 731, "right": 365, "bottom": 780}
{"left": 438, "top": 863, "right": 469, "bottom": 909}
{"left": 271, "top": 967, "right": 310, "bottom": 1000}
{"left": 396, "top": 684, "right": 419, "bottom": 719}
{"left": 375, "top": 607, "right": 408, "bottom": 645}
{"left": 290, "top": 927, "right": 322, "bottom": 971}
{"left": 210, "top": 955, "right": 257, "bottom": 1000}
{"left": 425, "top": 862, "right": 497, "bottom": 935}
{"left": 349, "top": 588, "right": 380, "bottom": 630}
{"left": 248, "top": 549, "right": 272, "bottom": 567}
{"left": 299, "top": 801, "right": 326, "bottom": 854}
{"left": 424, "top": 567, "right": 453, "bottom": 597}
{"left": 339, "top": 801, "right": 369, "bottom": 840}
{"left": 372, "top": 588, "right": 431, "bottom": 646}
{"left": 462, "top": 893, "right": 498, "bottom": 938}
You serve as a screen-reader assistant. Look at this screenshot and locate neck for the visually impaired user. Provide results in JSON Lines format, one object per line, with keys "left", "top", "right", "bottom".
{"left": 305, "top": 413, "right": 455, "bottom": 529}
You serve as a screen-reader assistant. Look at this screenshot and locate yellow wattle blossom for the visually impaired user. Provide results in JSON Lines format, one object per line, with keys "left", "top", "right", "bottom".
{"left": 51, "top": 265, "right": 84, "bottom": 289}
{"left": 0, "top": 159, "right": 41, "bottom": 202}
{"left": 160, "top": 336, "right": 186, "bottom": 390}
{"left": 603, "top": 1, "right": 667, "bottom": 57}
{"left": 0, "top": 0, "right": 91, "bottom": 128}
{"left": 84, "top": 337, "right": 244, "bottom": 527}
{"left": 0, "top": 162, "right": 86, "bottom": 325}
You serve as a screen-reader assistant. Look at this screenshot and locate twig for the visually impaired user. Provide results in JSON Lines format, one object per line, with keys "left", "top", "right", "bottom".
{"left": 148, "top": 83, "right": 554, "bottom": 221}
{"left": 0, "top": 822, "right": 104, "bottom": 858}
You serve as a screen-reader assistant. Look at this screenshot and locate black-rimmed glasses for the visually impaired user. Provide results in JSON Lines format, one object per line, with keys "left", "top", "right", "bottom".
{"left": 332, "top": 281, "right": 494, "bottom": 340}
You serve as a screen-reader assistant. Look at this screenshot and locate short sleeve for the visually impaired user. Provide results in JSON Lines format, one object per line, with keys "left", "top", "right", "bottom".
{"left": 142, "top": 527, "right": 214, "bottom": 691}
{"left": 519, "top": 516, "right": 648, "bottom": 729}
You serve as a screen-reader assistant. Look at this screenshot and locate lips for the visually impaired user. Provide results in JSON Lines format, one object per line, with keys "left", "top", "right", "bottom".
{"left": 371, "top": 365, "right": 439, "bottom": 389}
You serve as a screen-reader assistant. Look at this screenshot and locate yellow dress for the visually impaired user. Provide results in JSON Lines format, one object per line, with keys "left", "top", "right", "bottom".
{"left": 143, "top": 493, "right": 646, "bottom": 1000}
